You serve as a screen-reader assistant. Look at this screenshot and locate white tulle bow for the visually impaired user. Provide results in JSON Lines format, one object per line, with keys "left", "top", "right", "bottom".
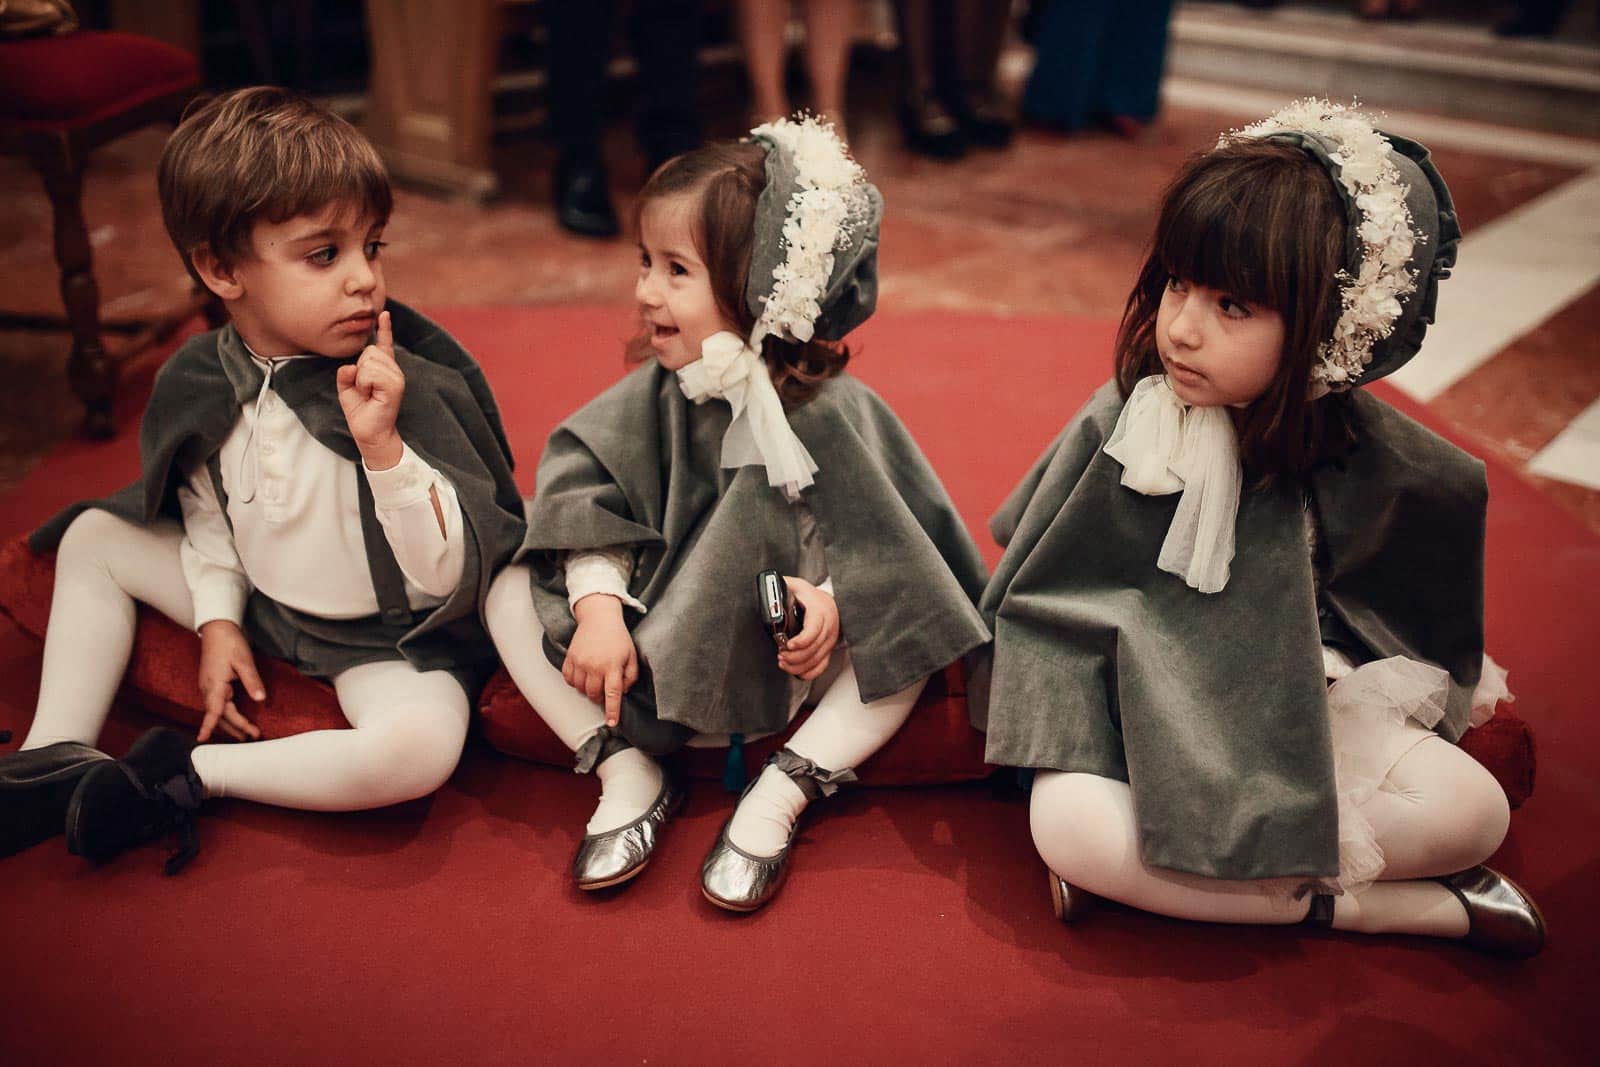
{"left": 676, "top": 331, "right": 818, "bottom": 499}
{"left": 1103, "top": 374, "right": 1242, "bottom": 594}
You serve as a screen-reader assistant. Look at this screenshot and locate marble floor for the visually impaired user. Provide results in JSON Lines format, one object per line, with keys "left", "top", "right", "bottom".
{"left": 2, "top": 55, "right": 1596, "bottom": 530}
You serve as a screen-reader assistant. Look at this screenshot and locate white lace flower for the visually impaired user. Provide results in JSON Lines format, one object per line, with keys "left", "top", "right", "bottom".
{"left": 1220, "top": 99, "right": 1426, "bottom": 393}
{"left": 749, "top": 114, "right": 870, "bottom": 348}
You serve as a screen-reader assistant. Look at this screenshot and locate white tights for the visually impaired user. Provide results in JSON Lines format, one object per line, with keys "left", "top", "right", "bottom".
{"left": 1030, "top": 735, "right": 1511, "bottom": 938}
{"left": 22, "top": 509, "right": 469, "bottom": 811}
{"left": 484, "top": 564, "right": 925, "bottom": 847}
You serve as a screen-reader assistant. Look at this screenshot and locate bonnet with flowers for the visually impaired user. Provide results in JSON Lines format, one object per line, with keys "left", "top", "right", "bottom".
{"left": 674, "top": 115, "right": 883, "bottom": 500}
{"left": 1106, "top": 99, "right": 1460, "bottom": 594}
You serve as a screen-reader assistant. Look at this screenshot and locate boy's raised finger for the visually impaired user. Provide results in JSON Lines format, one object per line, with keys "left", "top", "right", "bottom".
{"left": 376, "top": 308, "right": 393, "bottom": 356}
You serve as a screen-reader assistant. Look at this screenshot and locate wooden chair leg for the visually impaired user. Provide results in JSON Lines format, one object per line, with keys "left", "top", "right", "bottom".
{"left": 34, "top": 134, "right": 115, "bottom": 439}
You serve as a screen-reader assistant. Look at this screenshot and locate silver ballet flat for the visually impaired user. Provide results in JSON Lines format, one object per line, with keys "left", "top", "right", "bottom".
{"left": 700, "top": 747, "right": 858, "bottom": 913}
{"left": 1049, "top": 871, "right": 1096, "bottom": 923}
{"left": 700, "top": 820, "right": 790, "bottom": 912}
{"left": 572, "top": 776, "right": 683, "bottom": 891}
{"left": 1437, "top": 864, "right": 1546, "bottom": 959}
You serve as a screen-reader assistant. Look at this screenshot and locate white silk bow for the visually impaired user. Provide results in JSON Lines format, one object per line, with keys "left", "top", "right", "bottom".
{"left": 1103, "top": 374, "right": 1242, "bottom": 594}
{"left": 676, "top": 331, "right": 819, "bottom": 499}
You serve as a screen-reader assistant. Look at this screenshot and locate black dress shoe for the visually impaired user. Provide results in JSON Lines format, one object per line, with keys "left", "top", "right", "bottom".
{"left": 1049, "top": 871, "right": 1096, "bottom": 923}
{"left": 554, "top": 155, "right": 620, "bottom": 239}
{"left": 952, "top": 93, "right": 1014, "bottom": 150}
{"left": 0, "top": 741, "right": 111, "bottom": 857}
{"left": 66, "top": 727, "right": 205, "bottom": 874}
{"left": 900, "top": 95, "right": 967, "bottom": 160}
{"left": 1437, "top": 865, "right": 1546, "bottom": 959}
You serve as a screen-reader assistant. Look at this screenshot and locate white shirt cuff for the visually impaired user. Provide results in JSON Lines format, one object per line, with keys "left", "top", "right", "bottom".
{"left": 364, "top": 441, "right": 436, "bottom": 509}
{"left": 566, "top": 550, "right": 647, "bottom": 613}
{"left": 191, "top": 571, "right": 252, "bottom": 630}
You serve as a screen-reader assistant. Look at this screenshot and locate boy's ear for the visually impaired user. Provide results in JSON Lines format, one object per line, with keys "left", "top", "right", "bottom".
{"left": 190, "top": 245, "right": 243, "bottom": 301}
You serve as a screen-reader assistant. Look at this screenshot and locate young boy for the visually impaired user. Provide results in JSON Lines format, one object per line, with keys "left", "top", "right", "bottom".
{"left": 0, "top": 87, "right": 526, "bottom": 872}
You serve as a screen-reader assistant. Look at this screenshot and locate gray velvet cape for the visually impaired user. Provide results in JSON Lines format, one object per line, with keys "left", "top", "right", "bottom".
{"left": 518, "top": 362, "right": 990, "bottom": 751}
{"left": 32, "top": 301, "right": 526, "bottom": 696}
{"left": 972, "top": 381, "right": 1487, "bottom": 881}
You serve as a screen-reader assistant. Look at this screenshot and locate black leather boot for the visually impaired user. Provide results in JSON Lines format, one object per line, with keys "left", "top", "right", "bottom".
{"left": 66, "top": 727, "right": 205, "bottom": 874}
{"left": 0, "top": 740, "right": 112, "bottom": 857}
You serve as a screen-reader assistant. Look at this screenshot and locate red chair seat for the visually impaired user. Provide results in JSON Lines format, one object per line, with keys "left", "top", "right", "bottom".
{"left": 0, "top": 31, "right": 198, "bottom": 131}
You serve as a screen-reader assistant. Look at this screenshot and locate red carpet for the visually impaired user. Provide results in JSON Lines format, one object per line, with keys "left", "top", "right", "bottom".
{"left": 0, "top": 307, "right": 1593, "bottom": 1065}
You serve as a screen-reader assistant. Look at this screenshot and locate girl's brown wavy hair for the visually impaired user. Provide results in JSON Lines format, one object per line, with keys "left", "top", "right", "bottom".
{"left": 1114, "top": 139, "right": 1356, "bottom": 484}
{"left": 626, "top": 141, "right": 849, "bottom": 408}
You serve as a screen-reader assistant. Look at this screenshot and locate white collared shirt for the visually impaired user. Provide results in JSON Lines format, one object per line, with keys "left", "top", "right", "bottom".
{"left": 176, "top": 351, "right": 465, "bottom": 628}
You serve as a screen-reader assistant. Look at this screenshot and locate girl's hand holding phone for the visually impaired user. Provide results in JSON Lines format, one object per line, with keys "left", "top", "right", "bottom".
{"left": 777, "top": 577, "right": 839, "bottom": 680}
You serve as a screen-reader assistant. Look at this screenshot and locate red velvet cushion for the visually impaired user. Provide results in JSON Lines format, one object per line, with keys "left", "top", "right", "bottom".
{"left": 0, "top": 532, "right": 1536, "bottom": 804}
{"left": 0, "top": 536, "right": 345, "bottom": 739}
{"left": 480, "top": 662, "right": 992, "bottom": 787}
{"left": 0, "top": 31, "right": 198, "bottom": 131}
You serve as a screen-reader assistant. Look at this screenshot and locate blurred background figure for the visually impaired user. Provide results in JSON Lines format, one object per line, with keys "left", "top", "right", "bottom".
{"left": 737, "top": 0, "right": 855, "bottom": 134}
{"left": 1021, "top": 0, "right": 1175, "bottom": 139}
{"left": 1357, "top": 0, "right": 1422, "bottom": 19}
{"left": 545, "top": 0, "right": 705, "bottom": 238}
{"left": 1496, "top": 0, "right": 1571, "bottom": 35}
{"left": 892, "top": 0, "right": 1014, "bottom": 159}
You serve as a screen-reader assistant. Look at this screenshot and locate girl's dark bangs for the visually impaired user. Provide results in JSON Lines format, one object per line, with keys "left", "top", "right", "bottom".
{"left": 1155, "top": 181, "right": 1279, "bottom": 308}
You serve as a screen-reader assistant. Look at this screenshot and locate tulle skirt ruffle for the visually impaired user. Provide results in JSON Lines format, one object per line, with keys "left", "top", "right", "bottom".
{"left": 1272, "top": 652, "right": 1511, "bottom": 898}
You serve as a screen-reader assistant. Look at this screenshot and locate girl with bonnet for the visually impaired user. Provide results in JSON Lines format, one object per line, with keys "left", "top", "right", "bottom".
{"left": 486, "top": 117, "right": 989, "bottom": 911}
{"left": 975, "top": 101, "right": 1543, "bottom": 957}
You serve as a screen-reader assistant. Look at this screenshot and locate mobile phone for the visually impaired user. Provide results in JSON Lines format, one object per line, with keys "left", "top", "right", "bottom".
{"left": 756, "top": 569, "right": 806, "bottom": 650}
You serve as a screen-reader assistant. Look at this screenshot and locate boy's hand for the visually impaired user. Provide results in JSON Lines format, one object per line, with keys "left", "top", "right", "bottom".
{"left": 564, "top": 594, "right": 639, "bottom": 728}
{"left": 197, "top": 620, "right": 264, "bottom": 742}
{"left": 778, "top": 577, "right": 839, "bottom": 680}
{"left": 337, "top": 309, "right": 405, "bottom": 470}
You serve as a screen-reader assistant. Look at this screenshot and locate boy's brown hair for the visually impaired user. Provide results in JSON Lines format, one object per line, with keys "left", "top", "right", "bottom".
{"left": 627, "top": 141, "right": 849, "bottom": 408}
{"left": 1114, "top": 139, "right": 1354, "bottom": 484}
{"left": 158, "top": 86, "right": 392, "bottom": 284}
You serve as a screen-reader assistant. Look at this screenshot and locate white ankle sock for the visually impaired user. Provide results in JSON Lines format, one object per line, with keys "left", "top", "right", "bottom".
{"left": 727, "top": 763, "right": 808, "bottom": 857}
{"left": 586, "top": 747, "right": 665, "bottom": 835}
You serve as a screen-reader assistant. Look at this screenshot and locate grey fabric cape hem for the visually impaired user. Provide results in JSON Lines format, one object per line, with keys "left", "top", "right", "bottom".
{"left": 972, "top": 380, "right": 1488, "bottom": 881}
{"left": 31, "top": 301, "right": 526, "bottom": 696}
{"left": 517, "top": 362, "right": 990, "bottom": 748}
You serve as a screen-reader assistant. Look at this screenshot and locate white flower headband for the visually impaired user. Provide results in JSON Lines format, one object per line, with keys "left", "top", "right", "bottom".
{"left": 1220, "top": 99, "right": 1425, "bottom": 395}
{"left": 747, "top": 114, "right": 873, "bottom": 351}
